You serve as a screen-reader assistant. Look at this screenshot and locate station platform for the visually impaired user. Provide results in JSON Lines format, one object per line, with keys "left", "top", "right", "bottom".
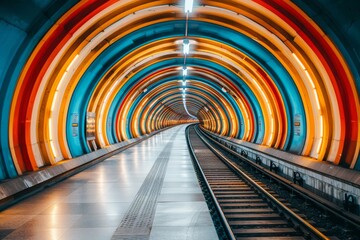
{"left": 0, "top": 125, "right": 218, "bottom": 240}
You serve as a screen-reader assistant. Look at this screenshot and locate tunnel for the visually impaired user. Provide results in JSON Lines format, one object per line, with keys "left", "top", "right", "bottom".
{"left": 0, "top": 0, "right": 359, "bottom": 239}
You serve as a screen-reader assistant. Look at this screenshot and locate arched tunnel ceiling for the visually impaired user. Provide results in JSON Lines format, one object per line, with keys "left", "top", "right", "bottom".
{"left": 0, "top": 0, "right": 359, "bottom": 179}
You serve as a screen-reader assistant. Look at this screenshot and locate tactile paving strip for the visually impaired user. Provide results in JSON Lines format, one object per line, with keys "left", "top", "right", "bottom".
{"left": 111, "top": 130, "right": 179, "bottom": 240}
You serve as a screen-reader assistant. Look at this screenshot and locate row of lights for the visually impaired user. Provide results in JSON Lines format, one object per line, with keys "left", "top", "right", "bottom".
{"left": 181, "top": 0, "right": 196, "bottom": 119}
{"left": 182, "top": 1, "right": 267, "bottom": 140}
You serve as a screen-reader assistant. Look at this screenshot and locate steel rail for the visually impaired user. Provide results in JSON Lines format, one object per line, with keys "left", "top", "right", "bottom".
{"left": 185, "top": 125, "right": 236, "bottom": 240}
{"left": 199, "top": 126, "right": 360, "bottom": 231}
{"left": 193, "top": 125, "right": 329, "bottom": 240}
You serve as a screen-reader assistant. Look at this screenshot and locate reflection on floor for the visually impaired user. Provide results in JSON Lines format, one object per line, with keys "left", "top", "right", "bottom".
{"left": 0, "top": 125, "right": 218, "bottom": 240}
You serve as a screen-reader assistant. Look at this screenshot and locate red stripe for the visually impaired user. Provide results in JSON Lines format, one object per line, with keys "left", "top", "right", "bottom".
{"left": 13, "top": 0, "right": 117, "bottom": 171}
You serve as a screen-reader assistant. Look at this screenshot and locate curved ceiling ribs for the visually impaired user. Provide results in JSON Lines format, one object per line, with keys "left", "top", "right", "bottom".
{"left": 0, "top": 0, "right": 358, "bottom": 179}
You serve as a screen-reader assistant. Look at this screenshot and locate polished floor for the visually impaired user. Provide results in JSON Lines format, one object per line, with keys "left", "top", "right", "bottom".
{"left": 0, "top": 125, "right": 218, "bottom": 240}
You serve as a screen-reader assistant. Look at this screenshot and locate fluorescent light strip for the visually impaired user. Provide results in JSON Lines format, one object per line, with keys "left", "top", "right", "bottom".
{"left": 267, "top": 102, "right": 272, "bottom": 115}
{"left": 316, "top": 116, "right": 324, "bottom": 154}
{"left": 99, "top": 80, "right": 121, "bottom": 146}
{"left": 246, "top": 118, "right": 250, "bottom": 138}
{"left": 267, "top": 133, "right": 274, "bottom": 146}
{"left": 184, "top": 0, "right": 193, "bottom": 13}
{"left": 66, "top": 54, "right": 79, "bottom": 72}
{"left": 239, "top": 99, "right": 251, "bottom": 139}
{"left": 317, "top": 138, "right": 323, "bottom": 154}
{"left": 58, "top": 72, "right": 67, "bottom": 90}
{"left": 313, "top": 89, "right": 321, "bottom": 110}
{"left": 304, "top": 70, "right": 316, "bottom": 88}
{"left": 293, "top": 53, "right": 324, "bottom": 155}
{"left": 293, "top": 53, "right": 321, "bottom": 110}
{"left": 51, "top": 91, "right": 58, "bottom": 111}
{"left": 253, "top": 79, "right": 268, "bottom": 101}
{"left": 183, "top": 41, "right": 190, "bottom": 54}
{"left": 48, "top": 118, "right": 58, "bottom": 157}
{"left": 266, "top": 118, "right": 275, "bottom": 146}
{"left": 48, "top": 118, "right": 53, "bottom": 140}
{"left": 50, "top": 140, "right": 58, "bottom": 158}
{"left": 292, "top": 53, "right": 306, "bottom": 70}
{"left": 319, "top": 115, "right": 324, "bottom": 137}
{"left": 49, "top": 54, "right": 79, "bottom": 158}
{"left": 252, "top": 78, "right": 273, "bottom": 116}
{"left": 149, "top": 100, "right": 156, "bottom": 108}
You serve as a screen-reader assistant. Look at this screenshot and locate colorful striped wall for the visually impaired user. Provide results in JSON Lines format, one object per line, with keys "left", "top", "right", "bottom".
{"left": 0, "top": 0, "right": 358, "bottom": 179}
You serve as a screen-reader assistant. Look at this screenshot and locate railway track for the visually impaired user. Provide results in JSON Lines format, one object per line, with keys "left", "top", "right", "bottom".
{"left": 186, "top": 125, "right": 331, "bottom": 240}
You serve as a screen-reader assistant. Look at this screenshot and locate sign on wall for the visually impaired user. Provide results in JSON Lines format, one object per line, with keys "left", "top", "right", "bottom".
{"left": 71, "top": 113, "right": 79, "bottom": 137}
{"left": 86, "top": 112, "right": 96, "bottom": 140}
{"left": 294, "top": 114, "right": 301, "bottom": 136}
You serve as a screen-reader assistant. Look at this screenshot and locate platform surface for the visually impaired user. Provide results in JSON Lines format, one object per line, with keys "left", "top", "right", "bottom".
{"left": 0, "top": 125, "right": 218, "bottom": 240}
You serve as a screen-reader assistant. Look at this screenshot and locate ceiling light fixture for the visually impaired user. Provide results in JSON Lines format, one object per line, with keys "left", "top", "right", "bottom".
{"left": 181, "top": 0, "right": 197, "bottom": 120}
{"left": 184, "top": 0, "right": 193, "bottom": 13}
{"left": 183, "top": 39, "right": 190, "bottom": 55}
